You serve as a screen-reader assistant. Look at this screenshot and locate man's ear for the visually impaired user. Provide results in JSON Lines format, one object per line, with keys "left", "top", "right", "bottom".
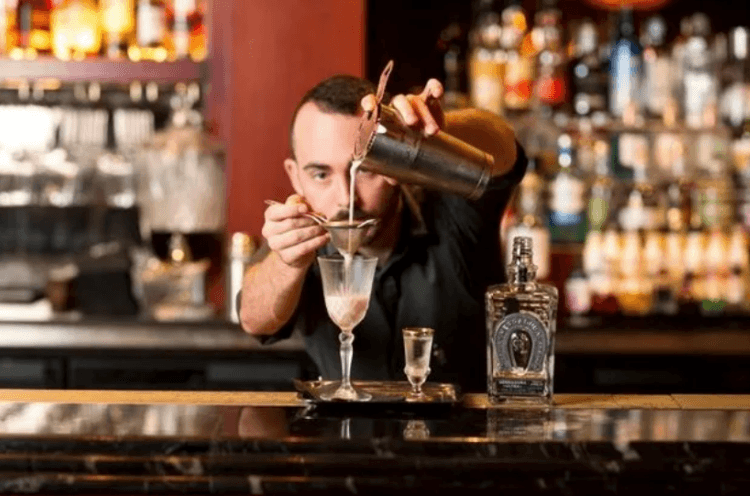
{"left": 383, "top": 174, "right": 399, "bottom": 187}
{"left": 284, "top": 158, "right": 304, "bottom": 196}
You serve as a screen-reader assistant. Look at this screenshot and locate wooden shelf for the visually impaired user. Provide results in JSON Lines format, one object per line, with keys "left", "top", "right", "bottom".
{"left": 0, "top": 58, "right": 206, "bottom": 83}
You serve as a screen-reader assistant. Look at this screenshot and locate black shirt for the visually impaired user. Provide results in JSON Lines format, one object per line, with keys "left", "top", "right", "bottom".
{"left": 244, "top": 142, "right": 527, "bottom": 393}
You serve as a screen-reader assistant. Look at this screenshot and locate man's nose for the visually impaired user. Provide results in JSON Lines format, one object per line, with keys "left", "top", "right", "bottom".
{"left": 334, "top": 174, "right": 354, "bottom": 208}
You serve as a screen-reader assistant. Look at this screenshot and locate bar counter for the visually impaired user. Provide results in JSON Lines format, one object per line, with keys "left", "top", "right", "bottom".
{"left": 0, "top": 389, "right": 747, "bottom": 493}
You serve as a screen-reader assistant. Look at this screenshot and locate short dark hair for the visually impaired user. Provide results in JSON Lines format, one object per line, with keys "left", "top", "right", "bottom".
{"left": 289, "top": 75, "right": 376, "bottom": 159}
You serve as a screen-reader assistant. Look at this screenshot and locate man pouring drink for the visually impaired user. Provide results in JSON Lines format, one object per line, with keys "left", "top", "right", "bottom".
{"left": 238, "top": 65, "right": 527, "bottom": 394}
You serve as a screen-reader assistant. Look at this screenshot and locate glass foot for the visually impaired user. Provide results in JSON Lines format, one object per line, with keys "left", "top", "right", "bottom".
{"left": 320, "top": 382, "right": 372, "bottom": 402}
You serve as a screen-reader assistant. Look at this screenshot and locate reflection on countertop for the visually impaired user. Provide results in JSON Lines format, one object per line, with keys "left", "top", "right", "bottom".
{"left": 0, "top": 394, "right": 747, "bottom": 493}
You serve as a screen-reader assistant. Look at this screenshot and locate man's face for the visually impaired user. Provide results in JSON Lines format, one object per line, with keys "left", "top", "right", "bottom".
{"left": 285, "top": 102, "right": 399, "bottom": 233}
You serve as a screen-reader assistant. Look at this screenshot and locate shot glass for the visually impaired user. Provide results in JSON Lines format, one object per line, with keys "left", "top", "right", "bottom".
{"left": 402, "top": 327, "right": 435, "bottom": 402}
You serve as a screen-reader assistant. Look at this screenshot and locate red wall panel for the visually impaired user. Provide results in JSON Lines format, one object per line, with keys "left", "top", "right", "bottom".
{"left": 225, "top": 1, "right": 365, "bottom": 238}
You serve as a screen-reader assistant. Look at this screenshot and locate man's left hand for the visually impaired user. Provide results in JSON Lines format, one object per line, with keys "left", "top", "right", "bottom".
{"left": 361, "top": 79, "right": 446, "bottom": 137}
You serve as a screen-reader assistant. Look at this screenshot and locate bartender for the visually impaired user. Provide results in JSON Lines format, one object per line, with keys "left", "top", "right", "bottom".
{"left": 238, "top": 74, "right": 527, "bottom": 392}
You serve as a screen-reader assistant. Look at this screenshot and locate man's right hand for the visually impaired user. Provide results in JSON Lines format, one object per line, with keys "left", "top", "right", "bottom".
{"left": 261, "top": 194, "right": 329, "bottom": 268}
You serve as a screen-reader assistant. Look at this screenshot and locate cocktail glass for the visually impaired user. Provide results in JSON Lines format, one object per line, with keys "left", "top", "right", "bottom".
{"left": 318, "top": 254, "right": 378, "bottom": 401}
{"left": 402, "top": 327, "right": 434, "bottom": 402}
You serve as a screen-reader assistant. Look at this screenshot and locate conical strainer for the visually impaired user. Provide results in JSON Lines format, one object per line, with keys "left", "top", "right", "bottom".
{"left": 322, "top": 219, "right": 378, "bottom": 256}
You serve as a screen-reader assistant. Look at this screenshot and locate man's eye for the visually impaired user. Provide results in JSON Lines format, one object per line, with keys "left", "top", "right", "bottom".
{"left": 311, "top": 171, "right": 329, "bottom": 181}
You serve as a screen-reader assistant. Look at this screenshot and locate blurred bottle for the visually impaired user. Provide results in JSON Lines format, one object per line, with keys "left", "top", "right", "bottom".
{"left": 4, "top": 0, "right": 19, "bottom": 57}
{"left": 548, "top": 133, "right": 587, "bottom": 243}
{"left": 700, "top": 228, "right": 728, "bottom": 316}
{"left": 468, "top": 0, "right": 504, "bottom": 115}
{"left": 505, "top": 157, "right": 550, "bottom": 280}
{"left": 719, "top": 27, "right": 750, "bottom": 132}
{"left": 609, "top": 7, "right": 642, "bottom": 120}
{"left": 51, "top": 0, "right": 100, "bottom": 60}
{"left": 166, "top": 0, "right": 192, "bottom": 60}
{"left": 99, "top": 0, "right": 134, "bottom": 59}
{"left": 671, "top": 17, "right": 693, "bottom": 119}
{"left": 617, "top": 230, "right": 652, "bottom": 316}
{"left": 725, "top": 225, "right": 749, "bottom": 314}
{"left": 12, "top": 0, "right": 53, "bottom": 58}
{"left": 532, "top": 0, "right": 566, "bottom": 109}
{"left": 0, "top": 0, "right": 7, "bottom": 55}
{"left": 640, "top": 15, "right": 672, "bottom": 120}
{"left": 683, "top": 13, "right": 717, "bottom": 129}
{"left": 131, "top": 0, "right": 167, "bottom": 62}
{"left": 501, "top": 0, "right": 534, "bottom": 117}
{"left": 587, "top": 139, "right": 615, "bottom": 232}
{"left": 226, "top": 232, "right": 255, "bottom": 323}
{"left": 570, "top": 19, "right": 608, "bottom": 118}
{"left": 438, "top": 20, "right": 470, "bottom": 111}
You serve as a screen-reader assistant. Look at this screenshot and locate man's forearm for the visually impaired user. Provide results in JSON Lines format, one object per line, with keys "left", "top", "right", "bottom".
{"left": 239, "top": 251, "right": 308, "bottom": 336}
{"left": 444, "top": 108, "right": 518, "bottom": 177}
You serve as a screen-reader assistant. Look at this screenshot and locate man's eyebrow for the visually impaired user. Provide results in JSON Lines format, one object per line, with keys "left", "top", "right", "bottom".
{"left": 301, "top": 162, "right": 331, "bottom": 171}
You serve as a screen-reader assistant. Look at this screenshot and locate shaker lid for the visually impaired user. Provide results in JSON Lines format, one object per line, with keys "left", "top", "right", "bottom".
{"left": 353, "top": 60, "right": 394, "bottom": 161}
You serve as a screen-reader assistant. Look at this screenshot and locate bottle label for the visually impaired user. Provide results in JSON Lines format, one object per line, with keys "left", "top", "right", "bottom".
{"left": 492, "top": 313, "right": 548, "bottom": 373}
{"left": 504, "top": 56, "right": 534, "bottom": 109}
{"left": 137, "top": 3, "right": 165, "bottom": 46}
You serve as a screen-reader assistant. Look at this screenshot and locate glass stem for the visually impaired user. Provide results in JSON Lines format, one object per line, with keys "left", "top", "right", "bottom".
{"left": 339, "top": 331, "right": 354, "bottom": 389}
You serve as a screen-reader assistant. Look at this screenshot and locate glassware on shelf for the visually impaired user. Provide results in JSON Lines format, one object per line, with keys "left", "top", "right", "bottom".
{"left": 318, "top": 254, "right": 378, "bottom": 402}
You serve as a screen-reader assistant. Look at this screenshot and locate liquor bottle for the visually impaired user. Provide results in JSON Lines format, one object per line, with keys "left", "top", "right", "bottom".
{"left": 438, "top": 21, "right": 471, "bottom": 111}
{"left": 100, "top": 0, "right": 134, "bottom": 59}
{"left": 548, "top": 133, "right": 587, "bottom": 243}
{"left": 725, "top": 225, "right": 749, "bottom": 314}
{"left": 587, "top": 139, "right": 615, "bottom": 232}
{"left": 51, "top": 0, "right": 100, "bottom": 60}
{"left": 501, "top": 0, "right": 534, "bottom": 117}
{"left": 719, "top": 27, "right": 749, "bottom": 131}
{"left": 166, "top": 0, "right": 192, "bottom": 60}
{"left": 670, "top": 17, "right": 693, "bottom": 118}
{"left": 532, "top": 0, "right": 566, "bottom": 109}
{"left": 570, "top": 19, "right": 608, "bottom": 118}
{"left": 683, "top": 13, "right": 717, "bottom": 129}
{"left": 640, "top": 15, "right": 672, "bottom": 120}
{"left": 609, "top": 7, "right": 642, "bottom": 120}
{"left": 468, "top": 0, "right": 504, "bottom": 115}
{"left": 617, "top": 230, "right": 652, "bottom": 316}
{"left": 14, "top": 0, "right": 53, "bottom": 58}
{"left": 700, "top": 228, "right": 727, "bottom": 316}
{"left": 486, "top": 236, "right": 558, "bottom": 405}
{"left": 132, "top": 0, "right": 167, "bottom": 62}
{"left": 189, "top": 0, "right": 206, "bottom": 61}
{"left": 505, "top": 157, "right": 550, "bottom": 280}
{"left": 5, "top": 0, "right": 19, "bottom": 58}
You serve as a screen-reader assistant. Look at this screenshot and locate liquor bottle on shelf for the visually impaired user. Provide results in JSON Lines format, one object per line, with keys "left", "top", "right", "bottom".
{"left": 719, "top": 27, "right": 750, "bottom": 131}
{"left": 678, "top": 220, "right": 705, "bottom": 315}
{"left": 609, "top": 7, "right": 642, "bottom": 120}
{"left": 532, "top": 0, "right": 566, "bottom": 110}
{"left": 51, "top": 0, "right": 100, "bottom": 60}
{"left": 11, "top": 0, "right": 53, "bottom": 59}
{"left": 437, "top": 21, "right": 470, "bottom": 111}
{"left": 501, "top": 0, "right": 534, "bottom": 118}
{"left": 645, "top": 230, "right": 678, "bottom": 315}
{"left": 100, "top": 0, "right": 134, "bottom": 59}
{"left": 548, "top": 133, "right": 587, "bottom": 243}
{"left": 725, "top": 225, "right": 749, "bottom": 314}
{"left": 166, "top": 0, "right": 192, "bottom": 60}
{"left": 189, "top": 0, "right": 206, "bottom": 61}
{"left": 618, "top": 230, "right": 652, "bottom": 317}
{"left": 131, "top": 0, "right": 167, "bottom": 62}
{"left": 570, "top": 19, "right": 608, "bottom": 118}
{"left": 486, "top": 236, "right": 558, "bottom": 405}
{"left": 683, "top": 13, "right": 717, "bottom": 129}
{"left": 587, "top": 139, "right": 615, "bottom": 233}
{"left": 700, "top": 227, "right": 728, "bottom": 316}
{"left": 505, "top": 157, "right": 550, "bottom": 280}
{"left": 468, "top": 0, "right": 504, "bottom": 115}
{"left": 671, "top": 17, "right": 693, "bottom": 118}
{"left": 640, "top": 15, "right": 672, "bottom": 120}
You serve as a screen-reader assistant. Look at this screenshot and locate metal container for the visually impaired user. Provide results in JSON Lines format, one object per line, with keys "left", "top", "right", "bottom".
{"left": 354, "top": 61, "right": 494, "bottom": 200}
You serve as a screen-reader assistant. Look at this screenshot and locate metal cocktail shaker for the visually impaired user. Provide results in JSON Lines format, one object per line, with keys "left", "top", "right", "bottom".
{"left": 354, "top": 61, "right": 494, "bottom": 200}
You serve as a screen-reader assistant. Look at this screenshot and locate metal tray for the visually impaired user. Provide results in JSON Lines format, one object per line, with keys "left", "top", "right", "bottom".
{"left": 293, "top": 379, "right": 460, "bottom": 404}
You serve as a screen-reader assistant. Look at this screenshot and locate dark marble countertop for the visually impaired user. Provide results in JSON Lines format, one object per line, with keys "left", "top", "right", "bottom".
{"left": 0, "top": 391, "right": 747, "bottom": 493}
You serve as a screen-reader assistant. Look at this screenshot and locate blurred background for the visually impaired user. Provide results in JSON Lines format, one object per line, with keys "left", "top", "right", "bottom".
{"left": 0, "top": 0, "right": 749, "bottom": 394}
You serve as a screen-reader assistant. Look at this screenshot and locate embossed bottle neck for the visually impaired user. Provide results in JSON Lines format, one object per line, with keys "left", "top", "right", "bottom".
{"left": 507, "top": 236, "right": 537, "bottom": 284}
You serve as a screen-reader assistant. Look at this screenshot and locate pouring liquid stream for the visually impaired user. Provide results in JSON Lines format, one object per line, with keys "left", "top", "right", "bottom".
{"left": 343, "top": 159, "right": 363, "bottom": 292}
